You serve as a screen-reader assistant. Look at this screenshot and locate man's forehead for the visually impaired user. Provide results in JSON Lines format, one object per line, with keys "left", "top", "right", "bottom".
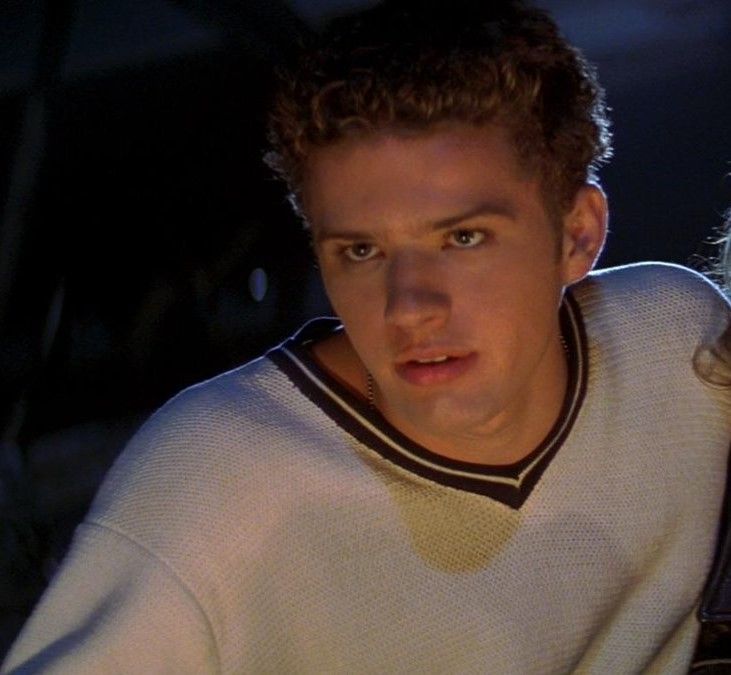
{"left": 303, "top": 123, "right": 536, "bottom": 236}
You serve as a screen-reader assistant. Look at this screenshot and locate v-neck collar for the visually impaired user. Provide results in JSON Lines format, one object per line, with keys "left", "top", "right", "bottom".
{"left": 268, "top": 292, "right": 588, "bottom": 509}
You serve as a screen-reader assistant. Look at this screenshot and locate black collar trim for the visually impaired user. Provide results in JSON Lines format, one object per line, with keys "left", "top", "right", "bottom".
{"left": 268, "top": 292, "right": 588, "bottom": 509}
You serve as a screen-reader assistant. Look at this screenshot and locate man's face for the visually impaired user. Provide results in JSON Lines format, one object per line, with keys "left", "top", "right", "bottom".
{"left": 303, "top": 123, "right": 593, "bottom": 457}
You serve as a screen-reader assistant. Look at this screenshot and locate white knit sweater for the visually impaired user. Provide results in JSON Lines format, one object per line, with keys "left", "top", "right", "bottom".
{"left": 4, "top": 263, "right": 731, "bottom": 674}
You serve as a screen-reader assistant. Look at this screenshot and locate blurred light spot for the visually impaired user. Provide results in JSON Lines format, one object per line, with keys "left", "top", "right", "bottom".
{"left": 248, "top": 267, "right": 268, "bottom": 302}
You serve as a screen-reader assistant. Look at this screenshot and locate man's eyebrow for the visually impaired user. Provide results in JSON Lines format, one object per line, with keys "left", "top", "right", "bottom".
{"left": 314, "top": 200, "right": 515, "bottom": 244}
{"left": 313, "top": 225, "right": 371, "bottom": 244}
{"left": 427, "top": 200, "right": 516, "bottom": 231}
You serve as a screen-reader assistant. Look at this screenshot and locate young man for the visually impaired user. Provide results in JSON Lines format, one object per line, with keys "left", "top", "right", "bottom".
{"left": 4, "top": 1, "right": 730, "bottom": 672}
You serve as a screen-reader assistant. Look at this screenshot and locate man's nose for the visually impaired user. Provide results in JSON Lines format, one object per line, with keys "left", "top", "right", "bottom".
{"left": 384, "top": 251, "right": 450, "bottom": 331}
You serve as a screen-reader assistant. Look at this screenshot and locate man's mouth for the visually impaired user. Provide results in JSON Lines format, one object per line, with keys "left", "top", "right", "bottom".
{"left": 395, "top": 352, "right": 477, "bottom": 386}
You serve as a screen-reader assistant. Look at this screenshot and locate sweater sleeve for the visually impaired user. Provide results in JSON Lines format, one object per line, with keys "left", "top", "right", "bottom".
{"left": 1, "top": 522, "right": 219, "bottom": 674}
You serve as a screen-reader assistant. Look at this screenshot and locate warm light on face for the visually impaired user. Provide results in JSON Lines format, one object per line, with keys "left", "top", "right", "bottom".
{"left": 302, "top": 123, "right": 595, "bottom": 462}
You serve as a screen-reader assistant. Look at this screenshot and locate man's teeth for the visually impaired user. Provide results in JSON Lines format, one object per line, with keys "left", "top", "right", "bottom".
{"left": 415, "top": 356, "right": 450, "bottom": 364}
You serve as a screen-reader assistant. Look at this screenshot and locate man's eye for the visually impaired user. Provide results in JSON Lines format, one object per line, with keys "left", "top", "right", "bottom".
{"left": 448, "top": 229, "right": 486, "bottom": 248}
{"left": 343, "top": 242, "right": 379, "bottom": 262}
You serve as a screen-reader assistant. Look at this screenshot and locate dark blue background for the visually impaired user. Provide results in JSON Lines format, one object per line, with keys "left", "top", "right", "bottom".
{"left": 0, "top": 0, "right": 729, "bottom": 654}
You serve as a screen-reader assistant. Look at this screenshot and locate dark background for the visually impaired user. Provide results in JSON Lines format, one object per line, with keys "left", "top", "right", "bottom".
{"left": 0, "top": 0, "right": 730, "bottom": 656}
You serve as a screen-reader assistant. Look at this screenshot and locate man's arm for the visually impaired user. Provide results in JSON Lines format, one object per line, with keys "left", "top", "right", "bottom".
{"left": 2, "top": 521, "right": 218, "bottom": 673}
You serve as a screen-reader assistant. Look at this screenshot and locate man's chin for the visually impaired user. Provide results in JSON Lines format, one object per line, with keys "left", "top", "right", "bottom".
{"left": 387, "top": 395, "right": 496, "bottom": 448}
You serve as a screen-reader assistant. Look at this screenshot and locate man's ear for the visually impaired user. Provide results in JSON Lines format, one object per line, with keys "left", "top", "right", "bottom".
{"left": 560, "top": 184, "right": 608, "bottom": 285}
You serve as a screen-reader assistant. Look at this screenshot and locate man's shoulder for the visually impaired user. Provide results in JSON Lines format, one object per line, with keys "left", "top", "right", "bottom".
{"left": 570, "top": 262, "right": 730, "bottom": 375}
{"left": 577, "top": 261, "right": 725, "bottom": 302}
{"left": 578, "top": 260, "right": 714, "bottom": 290}
{"left": 573, "top": 262, "right": 729, "bottom": 324}
{"left": 129, "top": 346, "right": 314, "bottom": 443}
{"left": 131, "top": 355, "right": 283, "bottom": 444}
{"left": 161, "top": 354, "right": 279, "bottom": 415}
{"left": 87, "top": 350, "right": 318, "bottom": 517}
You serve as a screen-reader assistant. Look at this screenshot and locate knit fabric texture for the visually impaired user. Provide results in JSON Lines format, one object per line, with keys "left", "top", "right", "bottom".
{"left": 4, "top": 262, "right": 731, "bottom": 674}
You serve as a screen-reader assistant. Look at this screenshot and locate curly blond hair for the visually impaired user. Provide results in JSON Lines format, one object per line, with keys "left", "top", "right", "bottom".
{"left": 695, "top": 209, "right": 731, "bottom": 386}
{"left": 265, "top": 0, "right": 613, "bottom": 222}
